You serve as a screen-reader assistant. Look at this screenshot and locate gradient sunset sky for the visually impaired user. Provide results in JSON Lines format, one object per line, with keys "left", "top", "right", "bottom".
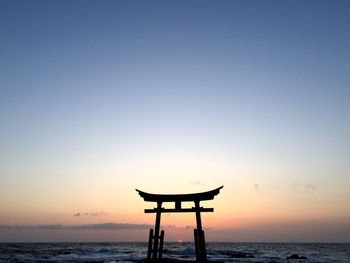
{"left": 0, "top": 1, "right": 349, "bottom": 242}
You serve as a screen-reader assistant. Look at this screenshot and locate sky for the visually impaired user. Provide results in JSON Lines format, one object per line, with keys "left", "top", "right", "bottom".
{"left": 0, "top": 0, "right": 349, "bottom": 242}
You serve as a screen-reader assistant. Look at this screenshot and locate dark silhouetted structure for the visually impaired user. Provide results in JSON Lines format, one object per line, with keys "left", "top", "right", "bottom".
{"left": 136, "top": 186, "right": 223, "bottom": 262}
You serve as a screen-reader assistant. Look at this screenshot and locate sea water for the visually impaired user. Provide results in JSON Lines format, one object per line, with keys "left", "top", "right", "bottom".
{"left": 0, "top": 242, "right": 349, "bottom": 262}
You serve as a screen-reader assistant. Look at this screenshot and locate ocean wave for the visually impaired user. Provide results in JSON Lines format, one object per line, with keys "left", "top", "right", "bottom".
{"left": 0, "top": 242, "right": 349, "bottom": 263}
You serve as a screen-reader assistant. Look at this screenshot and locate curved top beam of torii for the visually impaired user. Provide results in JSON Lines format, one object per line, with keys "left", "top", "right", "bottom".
{"left": 136, "top": 185, "right": 223, "bottom": 202}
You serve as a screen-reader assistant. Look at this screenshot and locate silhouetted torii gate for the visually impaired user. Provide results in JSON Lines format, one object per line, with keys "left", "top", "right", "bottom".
{"left": 136, "top": 186, "right": 223, "bottom": 262}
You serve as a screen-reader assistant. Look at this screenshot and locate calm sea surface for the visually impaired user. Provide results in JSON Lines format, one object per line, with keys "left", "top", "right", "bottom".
{"left": 0, "top": 242, "right": 349, "bottom": 262}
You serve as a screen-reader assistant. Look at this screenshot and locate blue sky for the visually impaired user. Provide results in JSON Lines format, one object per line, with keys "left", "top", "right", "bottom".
{"left": 0, "top": 1, "right": 350, "bottom": 241}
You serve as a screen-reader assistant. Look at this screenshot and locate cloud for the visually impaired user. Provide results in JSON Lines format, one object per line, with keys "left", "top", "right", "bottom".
{"left": 74, "top": 211, "right": 107, "bottom": 217}
{"left": 0, "top": 223, "right": 152, "bottom": 231}
{"left": 189, "top": 180, "right": 202, "bottom": 186}
{"left": 306, "top": 183, "right": 316, "bottom": 190}
{"left": 0, "top": 223, "right": 211, "bottom": 231}
{"left": 69, "top": 223, "right": 151, "bottom": 230}
{"left": 293, "top": 181, "right": 317, "bottom": 191}
{"left": 162, "top": 225, "right": 212, "bottom": 231}
{"left": 0, "top": 224, "right": 65, "bottom": 230}
{"left": 84, "top": 211, "right": 107, "bottom": 216}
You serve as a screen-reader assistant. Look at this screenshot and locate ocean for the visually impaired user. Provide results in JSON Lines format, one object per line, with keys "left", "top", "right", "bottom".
{"left": 0, "top": 242, "right": 349, "bottom": 262}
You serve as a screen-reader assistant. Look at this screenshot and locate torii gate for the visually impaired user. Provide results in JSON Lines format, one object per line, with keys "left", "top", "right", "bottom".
{"left": 136, "top": 186, "right": 223, "bottom": 262}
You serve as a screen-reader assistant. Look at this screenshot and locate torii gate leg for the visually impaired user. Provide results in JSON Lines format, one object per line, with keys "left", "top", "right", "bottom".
{"left": 194, "top": 201, "right": 207, "bottom": 262}
{"left": 152, "top": 201, "right": 162, "bottom": 261}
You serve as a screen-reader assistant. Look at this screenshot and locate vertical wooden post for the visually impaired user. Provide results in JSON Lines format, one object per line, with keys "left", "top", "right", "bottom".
{"left": 159, "top": 230, "right": 164, "bottom": 259}
{"left": 200, "top": 229, "right": 207, "bottom": 260}
{"left": 195, "top": 201, "right": 202, "bottom": 232}
{"left": 152, "top": 201, "right": 162, "bottom": 260}
{"left": 194, "top": 228, "right": 199, "bottom": 260}
{"left": 147, "top": 228, "right": 153, "bottom": 260}
{"left": 194, "top": 200, "right": 207, "bottom": 261}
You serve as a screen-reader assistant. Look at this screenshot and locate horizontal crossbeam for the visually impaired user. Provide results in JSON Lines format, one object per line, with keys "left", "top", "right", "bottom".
{"left": 144, "top": 207, "right": 214, "bottom": 213}
{"left": 136, "top": 186, "right": 223, "bottom": 202}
